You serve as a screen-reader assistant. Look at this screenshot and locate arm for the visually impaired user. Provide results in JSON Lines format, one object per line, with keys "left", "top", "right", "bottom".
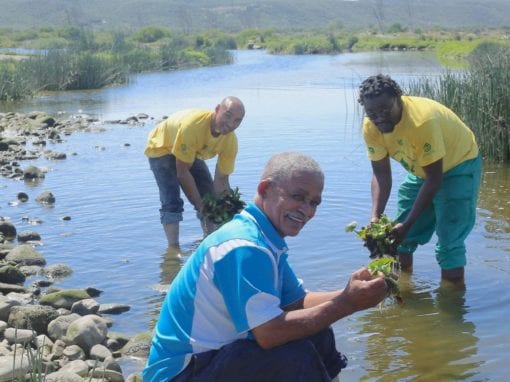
{"left": 176, "top": 158, "right": 204, "bottom": 213}
{"left": 392, "top": 158, "right": 443, "bottom": 243}
{"left": 251, "top": 268, "right": 387, "bottom": 349}
{"left": 213, "top": 164, "right": 230, "bottom": 196}
{"left": 370, "top": 156, "right": 392, "bottom": 223}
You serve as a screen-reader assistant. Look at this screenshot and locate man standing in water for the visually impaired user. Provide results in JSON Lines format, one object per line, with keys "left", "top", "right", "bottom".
{"left": 144, "top": 96, "right": 245, "bottom": 250}
{"left": 143, "top": 151, "right": 388, "bottom": 381}
{"left": 358, "top": 74, "right": 482, "bottom": 285}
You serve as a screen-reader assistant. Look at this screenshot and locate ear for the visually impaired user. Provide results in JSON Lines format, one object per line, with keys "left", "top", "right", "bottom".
{"left": 257, "top": 179, "right": 271, "bottom": 198}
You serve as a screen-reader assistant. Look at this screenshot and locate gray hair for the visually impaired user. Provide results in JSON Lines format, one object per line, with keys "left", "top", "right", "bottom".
{"left": 261, "top": 152, "right": 324, "bottom": 184}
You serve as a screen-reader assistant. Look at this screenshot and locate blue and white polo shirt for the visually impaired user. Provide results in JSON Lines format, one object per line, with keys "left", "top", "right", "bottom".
{"left": 143, "top": 202, "right": 306, "bottom": 381}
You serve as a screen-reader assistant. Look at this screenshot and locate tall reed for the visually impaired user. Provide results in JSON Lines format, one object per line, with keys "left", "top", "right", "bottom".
{"left": 407, "top": 43, "right": 510, "bottom": 162}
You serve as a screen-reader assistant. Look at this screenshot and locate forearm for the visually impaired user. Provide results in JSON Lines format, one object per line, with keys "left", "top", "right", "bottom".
{"left": 178, "top": 170, "right": 203, "bottom": 212}
{"left": 213, "top": 168, "right": 230, "bottom": 196}
{"left": 371, "top": 174, "right": 391, "bottom": 221}
{"left": 253, "top": 296, "right": 354, "bottom": 349}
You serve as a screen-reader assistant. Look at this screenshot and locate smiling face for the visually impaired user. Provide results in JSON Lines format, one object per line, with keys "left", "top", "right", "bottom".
{"left": 258, "top": 170, "right": 324, "bottom": 237}
{"left": 363, "top": 93, "right": 402, "bottom": 134}
{"left": 211, "top": 98, "right": 245, "bottom": 137}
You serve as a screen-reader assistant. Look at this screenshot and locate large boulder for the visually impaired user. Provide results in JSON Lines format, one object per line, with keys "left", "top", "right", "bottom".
{"left": 5, "top": 245, "right": 46, "bottom": 266}
{"left": 0, "top": 264, "right": 26, "bottom": 284}
{"left": 39, "top": 289, "right": 91, "bottom": 309}
{"left": 66, "top": 315, "right": 108, "bottom": 354}
{"left": 8, "top": 305, "right": 59, "bottom": 335}
{"left": 0, "top": 221, "right": 16, "bottom": 241}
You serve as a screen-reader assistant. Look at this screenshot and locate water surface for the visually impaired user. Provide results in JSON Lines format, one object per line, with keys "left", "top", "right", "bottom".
{"left": 1, "top": 50, "right": 509, "bottom": 381}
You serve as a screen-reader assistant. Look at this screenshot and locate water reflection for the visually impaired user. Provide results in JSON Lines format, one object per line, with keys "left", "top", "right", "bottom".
{"left": 358, "top": 274, "right": 480, "bottom": 381}
{"left": 478, "top": 163, "right": 510, "bottom": 236}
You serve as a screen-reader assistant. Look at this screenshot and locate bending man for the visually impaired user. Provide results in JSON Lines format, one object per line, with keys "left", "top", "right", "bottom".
{"left": 358, "top": 74, "right": 482, "bottom": 285}
{"left": 144, "top": 96, "right": 245, "bottom": 249}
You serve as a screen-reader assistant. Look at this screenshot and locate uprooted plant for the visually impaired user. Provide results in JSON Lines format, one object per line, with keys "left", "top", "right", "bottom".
{"left": 202, "top": 187, "right": 246, "bottom": 226}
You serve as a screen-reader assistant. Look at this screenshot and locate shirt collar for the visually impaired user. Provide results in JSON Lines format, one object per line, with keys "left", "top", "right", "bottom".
{"left": 243, "top": 202, "right": 288, "bottom": 253}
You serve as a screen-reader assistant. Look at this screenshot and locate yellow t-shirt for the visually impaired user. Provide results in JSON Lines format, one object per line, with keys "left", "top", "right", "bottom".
{"left": 362, "top": 96, "right": 479, "bottom": 178}
{"left": 144, "top": 109, "right": 238, "bottom": 175}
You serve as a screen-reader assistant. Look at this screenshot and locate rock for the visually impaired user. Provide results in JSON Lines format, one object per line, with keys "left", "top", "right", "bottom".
{"left": 36, "top": 190, "right": 56, "bottom": 204}
{"left": 0, "top": 282, "right": 27, "bottom": 295}
{"left": 0, "top": 264, "right": 26, "bottom": 284}
{"left": 0, "top": 296, "right": 21, "bottom": 321}
{"left": 98, "top": 303, "right": 131, "bottom": 315}
{"left": 71, "top": 298, "right": 100, "bottom": 316}
{"left": 5, "top": 244, "right": 46, "bottom": 266}
{"left": 7, "top": 305, "right": 59, "bottom": 335}
{"left": 66, "top": 315, "right": 108, "bottom": 353}
{"left": 4, "top": 327, "right": 35, "bottom": 344}
{"left": 59, "top": 359, "right": 89, "bottom": 377}
{"left": 44, "top": 371, "right": 83, "bottom": 382}
{"left": 17, "top": 192, "right": 29, "bottom": 202}
{"left": 89, "top": 343, "right": 112, "bottom": 361}
{"left": 120, "top": 332, "right": 152, "bottom": 358}
{"left": 62, "top": 344, "right": 86, "bottom": 361}
{"left": 0, "top": 221, "right": 16, "bottom": 241}
{"left": 44, "top": 263, "right": 73, "bottom": 280}
{"left": 47, "top": 313, "right": 81, "bottom": 342}
{"left": 0, "top": 355, "right": 30, "bottom": 382}
{"left": 40, "top": 289, "right": 92, "bottom": 310}
{"left": 23, "top": 165, "right": 44, "bottom": 179}
{"left": 17, "top": 230, "right": 42, "bottom": 243}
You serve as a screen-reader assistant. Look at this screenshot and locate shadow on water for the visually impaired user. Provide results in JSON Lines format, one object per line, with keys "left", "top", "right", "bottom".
{"left": 357, "top": 274, "right": 481, "bottom": 381}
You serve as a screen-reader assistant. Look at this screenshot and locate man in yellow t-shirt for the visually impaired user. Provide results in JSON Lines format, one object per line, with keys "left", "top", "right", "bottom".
{"left": 358, "top": 74, "right": 482, "bottom": 285}
{"left": 145, "top": 96, "right": 245, "bottom": 250}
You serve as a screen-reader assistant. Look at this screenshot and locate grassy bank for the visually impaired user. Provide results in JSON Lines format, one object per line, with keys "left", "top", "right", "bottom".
{"left": 407, "top": 42, "right": 510, "bottom": 162}
{"left": 0, "top": 26, "right": 235, "bottom": 101}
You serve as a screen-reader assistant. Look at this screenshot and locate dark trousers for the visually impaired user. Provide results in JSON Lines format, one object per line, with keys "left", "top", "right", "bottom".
{"left": 172, "top": 327, "right": 347, "bottom": 382}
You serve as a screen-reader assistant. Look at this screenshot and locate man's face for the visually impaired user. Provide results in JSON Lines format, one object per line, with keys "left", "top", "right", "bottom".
{"left": 261, "top": 171, "right": 323, "bottom": 237}
{"left": 213, "top": 102, "right": 245, "bottom": 136}
{"left": 363, "top": 94, "right": 401, "bottom": 133}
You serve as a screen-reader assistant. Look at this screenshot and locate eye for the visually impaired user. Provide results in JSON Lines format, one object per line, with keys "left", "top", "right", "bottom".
{"left": 292, "top": 193, "right": 305, "bottom": 202}
{"left": 310, "top": 199, "right": 321, "bottom": 208}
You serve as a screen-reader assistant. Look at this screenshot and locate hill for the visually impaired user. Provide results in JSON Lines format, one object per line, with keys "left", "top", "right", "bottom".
{"left": 1, "top": 0, "right": 510, "bottom": 32}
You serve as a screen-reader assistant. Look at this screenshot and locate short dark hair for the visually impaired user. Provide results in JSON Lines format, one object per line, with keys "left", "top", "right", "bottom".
{"left": 358, "top": 74, "right": 403, "bottom": 106}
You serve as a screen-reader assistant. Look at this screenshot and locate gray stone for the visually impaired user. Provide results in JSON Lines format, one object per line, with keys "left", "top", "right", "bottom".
{"left": 47, "top": 313, "right": 81, "bottom": 342}
{"left": 7, "top": 305, "right": 59, "bottom": 335}
{"left": 66, "top": 315, "right": 107, "bottom": 353}
{"left": 4, "top": 327, "right": 35, "bottom": 344}
{"left": 71, "top": 298, "right": 99, "bottom": 316}
{"left": 0, "top": 264, "right": 26, "bottom": 284}
{"left": 5, "top": 244, "right": 46, "bottom": 266}
{"left": 98, "top": 303, "right": 131, "bottom": 315}
{"left": 0, "top": 354, "right": 30, "bottom": 382}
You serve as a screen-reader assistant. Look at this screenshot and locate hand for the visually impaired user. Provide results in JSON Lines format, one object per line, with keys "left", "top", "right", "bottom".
{"left": 390, "top": 222, "right": 409, "bottom": 245}
{"left": 341, "top": 267, "right": 388, "bottom": 313}
{"left": 201, "top": 216, "right": 218, "bottom": 236}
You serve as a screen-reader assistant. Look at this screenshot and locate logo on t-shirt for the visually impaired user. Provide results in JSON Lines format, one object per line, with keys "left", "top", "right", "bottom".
{"left": 423, "top": 143, "right": 431, "bottom": 153}
{"left": 180, "top": 143, "right": 188, "bottom": 153}
{"left": 368, "top": 146, "right": 375, "bottom": 154}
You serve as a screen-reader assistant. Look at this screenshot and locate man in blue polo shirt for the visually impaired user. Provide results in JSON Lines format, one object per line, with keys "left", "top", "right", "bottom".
{"left": 144, "top": 151, "right": 388, "bottom": 382}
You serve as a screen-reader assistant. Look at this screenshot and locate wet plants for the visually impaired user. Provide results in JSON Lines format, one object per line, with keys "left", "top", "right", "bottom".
{"left": 202, "top": 187, "right": 246, "bottom": 226}
{"left": 345, "top": 214, "right": 397, "bottom": 259}
{"left": 346, "top": 215, "right": 402, "bottom": 304}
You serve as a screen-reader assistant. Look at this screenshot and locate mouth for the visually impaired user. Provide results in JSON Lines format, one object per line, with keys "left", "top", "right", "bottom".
{"left": 286, "top": 212, "right": 306, "bottom": 225}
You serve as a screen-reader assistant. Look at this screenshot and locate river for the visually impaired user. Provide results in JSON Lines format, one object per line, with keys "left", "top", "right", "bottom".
{"left": 1, "top": 50, "right": 509, "bottom": 381}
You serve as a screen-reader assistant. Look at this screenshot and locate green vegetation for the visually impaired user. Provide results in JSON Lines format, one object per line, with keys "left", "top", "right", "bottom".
{"left": 345, "top": 214, "right": 397, "bottom": 259}
{"left": 202, "top": 187, "right": 246, "bottom": 226}
{"left": 408, "top": 42, "right": 510, "bottom": 163}
{"left": 0, "top": 26, "right": 235, "bottom": 101}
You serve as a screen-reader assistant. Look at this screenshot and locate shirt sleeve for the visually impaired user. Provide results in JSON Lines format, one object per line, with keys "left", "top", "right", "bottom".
{"left": 362, "top": 119, "right": 389, "bottom": 161}
{"left": 213, "top": 245, "right": 283, "bottom": 333}
{"left": 217, "top": 134, "right": 238, "bottom": 175}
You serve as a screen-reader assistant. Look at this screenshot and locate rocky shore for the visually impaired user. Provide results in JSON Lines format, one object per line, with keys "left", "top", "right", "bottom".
{"left": 0, "top": 111, "right": 154, "bottom": 382}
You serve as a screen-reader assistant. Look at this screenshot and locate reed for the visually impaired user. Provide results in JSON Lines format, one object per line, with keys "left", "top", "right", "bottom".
{"left": 407, "top": 43, "right": 510, "bottom": 163}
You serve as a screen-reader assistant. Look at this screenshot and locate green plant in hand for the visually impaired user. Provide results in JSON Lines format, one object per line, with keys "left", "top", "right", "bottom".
{"left": 368, "top": 257, "right": 402, "bottom": 303}
{"left": 345, "top": 214, "right": 397, "bottom": 259}
{"left": 202, "top": 187, "right": 246, "bottom": 226}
